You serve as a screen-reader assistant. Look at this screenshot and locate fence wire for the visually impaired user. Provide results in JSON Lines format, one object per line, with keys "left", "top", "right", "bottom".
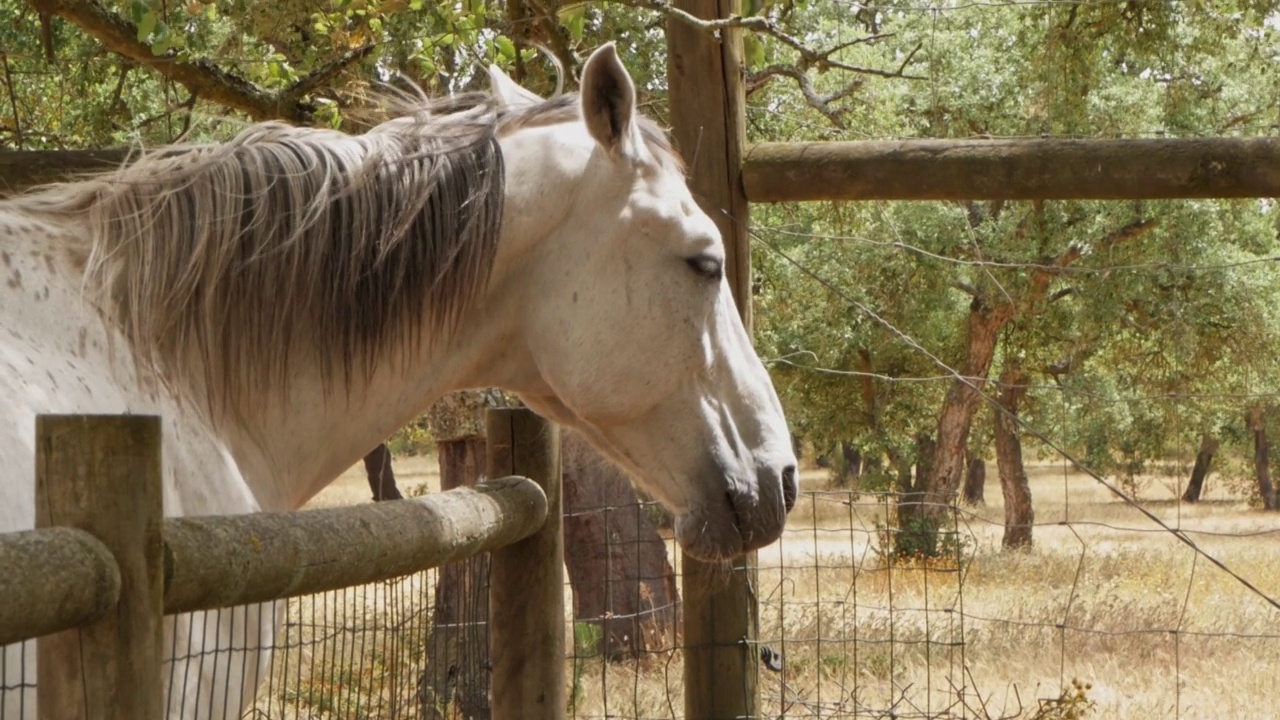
{"left": 4, "top": 472, "right": 1279, "bottom": 719}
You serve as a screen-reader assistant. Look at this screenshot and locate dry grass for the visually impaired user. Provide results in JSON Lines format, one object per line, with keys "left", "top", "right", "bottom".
{"left": 742, "top": 463, "right": 1280, "bottom": 720}
{"left": 252, "top": 458, "right": 1280, "bottom": 720}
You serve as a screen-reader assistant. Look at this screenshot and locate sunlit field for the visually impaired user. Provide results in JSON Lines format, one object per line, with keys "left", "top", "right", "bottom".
{"left": 255, "top": 457, "right": 1280, "bottom": 720}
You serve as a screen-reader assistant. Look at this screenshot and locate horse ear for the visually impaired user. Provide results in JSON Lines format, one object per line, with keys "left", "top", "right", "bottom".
{"left": 488, "top": 65, "right": 544, "bottom": 107}
{"left": 580, "top": 43, "right": 637, "bottom": 156}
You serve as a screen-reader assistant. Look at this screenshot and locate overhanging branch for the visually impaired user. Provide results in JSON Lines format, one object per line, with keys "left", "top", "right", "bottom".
{"left": 32, "top": 0, "right": 370, "bottom": 123}
{"left": 614, "top": 0, "right": 921, "bottom": 126}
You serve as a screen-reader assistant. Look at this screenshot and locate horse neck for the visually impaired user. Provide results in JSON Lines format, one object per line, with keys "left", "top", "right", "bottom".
{"left": 212, "top": 289, "right": 542, "bottom": 511}
{"left": 205, "top": 345, "right": 449, "bottom": 510}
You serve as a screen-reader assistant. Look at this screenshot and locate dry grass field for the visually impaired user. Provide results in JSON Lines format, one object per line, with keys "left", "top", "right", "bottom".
{"left": 253, "top": 456, "right": 1280, "bottom": 720}
{"left": 743, "top": 462, "right": 1280, "bottom": 720}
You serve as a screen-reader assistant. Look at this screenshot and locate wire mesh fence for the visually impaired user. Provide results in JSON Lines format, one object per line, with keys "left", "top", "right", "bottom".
{"left": 3, "top": 470, "right": 1279, "bottom": 719}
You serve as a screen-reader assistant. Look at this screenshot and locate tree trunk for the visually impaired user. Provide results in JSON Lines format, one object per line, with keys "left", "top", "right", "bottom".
{"left": 420, "top": 391, "right": 498, "bottom": 720}
{"left": 832, "top": 442, "right": 862, "bottom": 487}
{"left": 562, "top": 430, "right": 680, "bottom": 660}
{"left": 913, "top": 433, "right": 935, "bottom": 492}
{"left": 893, "top": 434, "right": 933, "bottom": 557}
{"left": 843, "top": 443, "right": 862, "bottom": 479}
{"left": 962, "top": 455, "right": 986, "bottom": 505}
{"left": 421, "top": 436, "right": 490, "bottom": 719}
{"left": 910, "top": 298, "right": 1012, "bottom": 555}
{"left": 362, "top": 443, "right": 403, "bottom": 501}
{"left": 1249, "top": 408, "right": 1277, "bottom": 511}
{"left": 1181, "top": 434, "right": 1220, "bottom": 503}
{"left": 994, "top": 368, "right": 1034, "bottom": 549}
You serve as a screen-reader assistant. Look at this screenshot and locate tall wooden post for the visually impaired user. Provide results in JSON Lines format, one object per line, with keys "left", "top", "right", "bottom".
{"left": 668, "top": 0, "right": 751, "bottom": 324}
{"left": 668, "top": 2, "right": 760, "bottom": 717}
{"left": 35, "top": 415, "right": 164, "bottom": 720}
{"left": 486, "top": 409, "right": 564, "bottom": 720}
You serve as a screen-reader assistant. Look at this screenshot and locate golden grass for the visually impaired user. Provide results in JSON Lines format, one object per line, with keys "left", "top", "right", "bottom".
{"left": 252, "top": 458, "right": 1280, "bottom": 720}
{"left": 739, "top": 463, "right": 1280, "bottom": 720}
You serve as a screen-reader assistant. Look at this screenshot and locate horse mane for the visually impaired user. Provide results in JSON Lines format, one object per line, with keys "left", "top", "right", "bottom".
{"left": 4, "top": 90, "right": 682, "bottom": 414}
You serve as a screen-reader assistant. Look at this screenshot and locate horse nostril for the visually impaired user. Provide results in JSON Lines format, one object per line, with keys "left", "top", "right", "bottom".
{"left": 782, "top": 465, "right": 797, "bottom": 512}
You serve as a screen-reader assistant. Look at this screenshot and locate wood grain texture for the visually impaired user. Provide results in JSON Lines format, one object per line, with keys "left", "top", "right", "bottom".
{"left": 668, "top": 0, "right": 752, "bottom": 326}
{"left": 163, "top": 476, "right": 547, "bottom": 614}
{"left": 743, "top": 138, "right": 1280, "bottom": 201}
{"left": 35, "top": 415, "right": 164, "bottom": 720}
{"left": 0, "top": 528, "right": 120, "bottom": 646}
{"left": 668, "top": 2, "right": 762, "bottom": 717}
{"left": 681, "top": 554, "right": 761, "bottom": 720}
{"left": 486, "top": 408, "right": 564, "bottom": 720}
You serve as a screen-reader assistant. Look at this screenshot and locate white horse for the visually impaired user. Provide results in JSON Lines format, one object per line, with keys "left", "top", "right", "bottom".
{"left": 0, "top": 44, "right": 796, "bottom": 718}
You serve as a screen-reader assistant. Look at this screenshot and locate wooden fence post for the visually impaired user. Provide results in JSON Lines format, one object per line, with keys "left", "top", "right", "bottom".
{"left": 669, "top": 0, "right": 762, "bottom": 717}
{"left": 486, "top": 408, "right": 564, "bottom": 720}
{"left": 35, "top": 415, "right": 164, "bottom": 720}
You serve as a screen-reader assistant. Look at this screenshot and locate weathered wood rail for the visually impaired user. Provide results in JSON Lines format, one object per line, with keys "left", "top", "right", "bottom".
{"left": 10, "top": 138, "right": 1280, "bottom": 204}
{"left": 742, "top": 137, "right": 1280, "bottom": 202}
{"left": 0, "top": 411, "right": 562, "bottom": 720}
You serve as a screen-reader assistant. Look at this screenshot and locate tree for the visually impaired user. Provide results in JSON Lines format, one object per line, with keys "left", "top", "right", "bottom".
{"left": 1247, "top": 407, "right": 1277, "bottom": 511}
{"left": 994, "top": 365, "right": 1033, "bottom": 549}
{"left": 561, "top": 430, "right": 680, "bottom": 660}
{"left": 751, "top": 4, "right": 1280, "bottom": 550}
{"left": 1181, "top": 435, "right": 1220, "bottom": 503}
{"left": 362, "top": 444, "right": 403, "bottom": 502}
{"left": 962, "top": 453, "right": 985, "bottom": 506}
{"left": 420, "top": 391, "right": 495, "bottom": 720}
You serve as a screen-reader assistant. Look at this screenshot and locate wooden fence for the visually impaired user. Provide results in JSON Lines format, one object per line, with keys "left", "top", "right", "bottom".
{"left": 0, "top": 409, "right": 562, "bottom": 720}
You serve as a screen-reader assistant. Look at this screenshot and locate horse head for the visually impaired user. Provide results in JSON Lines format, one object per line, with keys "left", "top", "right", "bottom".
{"left": 486, "top": 45, "right": 797, "bottom": 560}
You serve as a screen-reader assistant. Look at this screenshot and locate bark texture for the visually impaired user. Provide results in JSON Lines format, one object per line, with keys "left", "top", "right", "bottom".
{"left": 1249, "top": 408, "right": 1277, "bottom": 511}
{"left": 743, "top": 138, "right": 1280, "bottom": 202}
{"left": 420, "top": 391, "right": 497, "bottom": 720}
{"left": 963, "top": 455, "right": 986, "bottom": 505}
{"left": 362, "top": 443, "right": 403, "bottom": 501}
{"left": 1180, "top": 435, "right": 1219, "bottom": 503}
{"left": 994, "top": 370, "right": 1034, "bottom": 549}
{"left": 561, "top": 430, "right": 680, "bottom": 660}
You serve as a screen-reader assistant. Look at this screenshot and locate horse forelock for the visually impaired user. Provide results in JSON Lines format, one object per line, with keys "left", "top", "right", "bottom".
{"left": 3, "top": 88, "right": 684, "bottom": 416}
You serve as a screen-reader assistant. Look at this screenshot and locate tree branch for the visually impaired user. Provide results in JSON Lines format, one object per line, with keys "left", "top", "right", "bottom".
{"left": 281, "top": 44, "right": 376, "bottom": 104}
{"left": 32, "top": 0, "right": 368, "bottom": 123}
{"left": 951, "top": 280, "right": 982, "bottom": 299}
{"left": 1102, "top": 218, "right": 1159, "bottom": 249}
{"left": 525, "top": 0, "right": 579, "bottom": 85}
{"left": 625, "top": 1, "right": 924, "bottom": 77}
{"left": 1027, "top": 218, "right": 1158, "bottom": 301}
{"left": 746, "top": 64, "right": 861, "bottom": 128}
{"left": 1, "top": 52, "right": 21, "bottom": 145}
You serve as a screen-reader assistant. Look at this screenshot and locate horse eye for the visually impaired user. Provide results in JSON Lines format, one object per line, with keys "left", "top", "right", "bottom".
{"left": 686, "top": 255, "right": 724, "bottom": 281}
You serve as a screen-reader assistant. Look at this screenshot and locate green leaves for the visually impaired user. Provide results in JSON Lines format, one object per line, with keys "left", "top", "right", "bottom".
{"left": 558, "top": 4, "right": 587, "bottom": 43}
{"left": 494, "top": 35, "right": 516, "bottom": 63}
{"left": 130, "top": 0, "right": 157, "bottom": 42}
{"left": 744, "top": 34, "right": 767, "bottom": 69}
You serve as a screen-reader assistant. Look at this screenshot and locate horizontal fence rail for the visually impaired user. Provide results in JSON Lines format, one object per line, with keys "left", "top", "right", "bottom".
{"left": 3, "top": 412, "right": 562, "bottom": 720}
{"left": 743, "top": 138, "right": 1280, "bottom": 202}
{"left": 14, "top": 137, "right": 1280, "bottom": 206}
{"left": 0, "top": 476, "right": 545, "bottom": 642}
{"left": 0, "top": 528, "right": 121, "bottom": 646}
{"left": 164, "top": 476, "right": 547, "bottom": 614}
